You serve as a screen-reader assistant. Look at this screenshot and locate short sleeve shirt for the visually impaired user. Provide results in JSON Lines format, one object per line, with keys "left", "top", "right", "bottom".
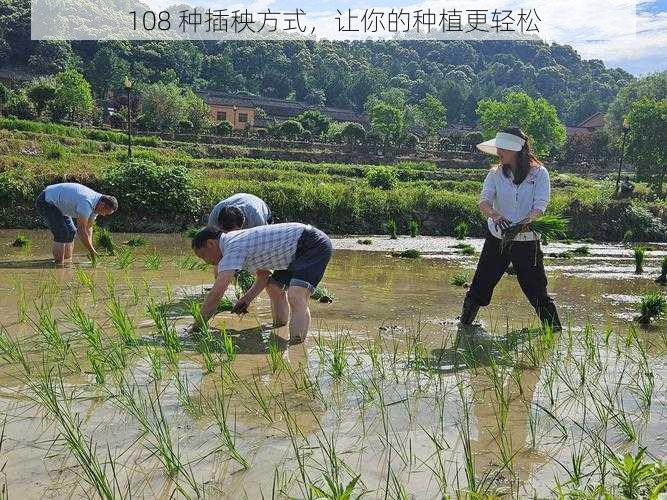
{"left": 44, "top": 183, "right": 102, "bottom": 221}
{"left": 217, "top": 222, "right": 306, "bottom": 274}
{"left": 208, "top": 193, "right": 271, "bottom": 231}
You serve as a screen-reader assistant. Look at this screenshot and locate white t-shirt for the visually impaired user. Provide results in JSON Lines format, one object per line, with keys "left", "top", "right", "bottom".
{"left": 480, "top": 164, "right": 551, "bottom": 240}
{"left": 44, "top": 183, "right": 102, "bottom": 221}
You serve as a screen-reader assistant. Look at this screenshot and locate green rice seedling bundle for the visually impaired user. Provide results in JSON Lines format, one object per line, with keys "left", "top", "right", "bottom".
{"left": 392, "top": 249, "right": 421, "bottom": 259}
{"left": 11, "top": 234, "right": 30, "bottom": 248}
{"left": 409, "top": 220, "right": 419, "bottom": 238}
{"left": 125, "top": 236, "right": 147, "bottom": 247}
{"left": 656, "top": 256, "right": 667, "bottom": 284}
{"left": 634, "top": 246, "right": 646, "bottom": 274}
{"left": 454, "top": 220, "right": 468, "bottom": 240}
{"left": 357, "top": 238, "right": 372, "bottom": 245}
{"left": 387, "top": 219, "right": 398, "bottom": 239}
{"left": 94, "top": 227, "right": 116, "bottom": 255}
{"left": 500, "top": 215, "right": 568, "bottom": 253}
{"left": 312, "top": 286, "right": 335, "bottom": 303}
{"left": 449, "top": 271, "right": 470, "bottom": 287}
{"left": 635, "top": 292, "right": 666, "bottom": 324}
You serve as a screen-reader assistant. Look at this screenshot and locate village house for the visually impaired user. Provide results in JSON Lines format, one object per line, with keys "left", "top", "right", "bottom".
{"left": 566, "top": 111, "right": 605, "bottom": 137}
{"left": 196, "top": 90, "right": 368, "bottom": 130}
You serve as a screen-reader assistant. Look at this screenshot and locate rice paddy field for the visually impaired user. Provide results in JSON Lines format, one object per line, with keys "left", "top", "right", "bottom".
{"left": 0, "top": 230, "right": 665, "bottom": 499}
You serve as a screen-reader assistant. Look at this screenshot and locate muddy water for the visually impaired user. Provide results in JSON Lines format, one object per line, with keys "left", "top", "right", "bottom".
{"left": 0, "top": 230, "right": 665, "bottom": 498}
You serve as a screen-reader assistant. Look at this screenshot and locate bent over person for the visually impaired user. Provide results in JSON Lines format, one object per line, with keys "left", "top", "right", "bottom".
{"left": 190, "top": 222, "right": 333, "bottom": 343}
{"left": 459, "top": 127, "right": 561, "bottom": 330}
{"left": 208, "top": 193, "right": 272, "bottom": 232}
{"left": 35, "top": 182, "right": 118, "bottom": 266}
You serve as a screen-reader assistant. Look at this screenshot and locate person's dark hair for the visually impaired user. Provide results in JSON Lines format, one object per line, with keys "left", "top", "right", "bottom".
{"left": 218, "top": 206, "right": 245, "bottom": 231}
{"left": 500, "top": 127, "right": 541, "bottom": 185}
{"left": 98, "top": 195, "right": 118, "bottom": 212}
{"left": 191, "top": 227, "right": 222, "bottom": 249}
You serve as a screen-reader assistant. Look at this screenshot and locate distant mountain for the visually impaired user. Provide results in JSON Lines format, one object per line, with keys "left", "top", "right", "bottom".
{"left": 0, "top": 0, "right": 633, "bottom": 125}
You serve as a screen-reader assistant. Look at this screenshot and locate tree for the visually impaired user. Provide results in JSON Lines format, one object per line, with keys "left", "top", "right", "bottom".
{"left": 607, "top": 72, "right": 666, "bottom": 133}
{"left": 413, "top": 93, "right": 446, "bottom": 146}
{"left": 87, "top": 46, "right": 129, "bottom": 97}
{"left": 28, "top": 40, "right": 78, "bottom": 74}
{"left": 0, "top": 83, "right": 9, "bottom": 115}
{"left": 5, "top": 90, "right": 35, "bottom": 119}
{"left": 369, "top": 101, "right": 404, "bottom": 146}
{"left": 182, "top": 88, "right": 211, "bottom": 132}
{"left": 26, "top": 77, "right": 57, "bottom": 118}
{"left": 366, "top": 166, "right": 398, "bottom": 190}
{"left": 296, "top": 110, "right": 330, "bottom": 137}
{"left": 51, "top": 69, "right": 95, "bottom": 122}
{"left": 213, "top": 120, "right": 233, "bottom": 136}
{"left": 626, "top": 98, "right": 666, "bottom": 197}
{"left": 340, "top": 123, "right": 366, "bottom": 145}
{"left": 476, "top": 91, "right": 566, "bottom": 157}
{"left": 139, "top": 82, "right": 184, "bottom": 131}
{"left": 277, "top": 120, "right": 304, "bottom": 140}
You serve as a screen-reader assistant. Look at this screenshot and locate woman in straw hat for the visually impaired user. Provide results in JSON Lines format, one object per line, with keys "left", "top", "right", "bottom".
{"left": 459, "top": 126, "right": 561, "bottom": 331}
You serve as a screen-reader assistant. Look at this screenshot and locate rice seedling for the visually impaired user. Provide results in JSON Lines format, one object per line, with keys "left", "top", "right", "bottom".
{"left": 387, "top": 219, "right": 398, "bottom": 239}
{"left": 27, "top": 366, "right": 121, "bottom": 500}
{"left": 234, "top": 270, "right": 255, "bottom": 297}
{"left": 391, "top": 249, "right": 421, "bottom": 259}
{"left": 454, "top": 220, "right": 468, "bottom": 240}
{"left": 11, "top": 234, "right": 30, "bottom": 248}
{"left": 634, "top": 245, "right": 646, "bottom": 274}
{"left": 356, "top": 238, "right": 373, "bottom": 245}
{"left": 655, "top": 255, "right": 667, "bottom": 284}
{"left": 312, "top": 286, "right": 335, "bottom": 303}
{"left": 145, "top": 249, "right": 162, "bottom": 270}
{"left": 457, "top": 243, "right": 476, "bottom": 255}
{"left": 449, "top": 271, "right": 470, "bottom": 287}
{"left": 74, "top": 268, "right": 97, "bottom": 299}
{"left": 146, "top": 300, "right": 181, "bottom": 360}
{"left": 113, "top": 379, "right": 201, "bottom": 496}
{"left": 94, "top": 226, "right": 116, "bottom": 255}
{"left": 409, "top": 220, "right": 419, "bottom": 238}
{"left": 241, "top": 375, "right": 274, "bottom": 423}
{"left": 266, "top": 339, "right": 287, "bottom": 373}
{"left": 107, "top": 295, "right": 138, "bottom": 347}
{"left": 65, "top": 300, "right": 103, "bottom": 354}
{"left": 178, "top": 255, "right": 208, "bottom": 271}
{"left": 329, "top": 335, "right": 349, "bottom": 379}
{"left": 208, "top": 386, "right": 250, "bottom": 470}
{"left": 500, "top": 215, "right": 569, "bottom": 252}
{"left": 115, "top": 247, "right": 134, "bottom": 269}
{"left": 146, "top": 347, "right": 163, "bottom": 380}
{"left": 571, "top": 245, "right": 590, "bottom": 255}
{"left": 174, "top": 370, "right": 204, "bottom": 418}
{"left": 0, "top": 324, "right": 31, "bottom": 374}
{"left": 635, "top": 292, "right": 666, "bottom": 324}
{"left": 125, "top": 236, "right": 147, "bottom": 247}
{"left": 34, "top": 300, "right": 77, "bottom": 369}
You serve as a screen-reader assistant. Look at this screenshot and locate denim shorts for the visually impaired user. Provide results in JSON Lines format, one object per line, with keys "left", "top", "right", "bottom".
{"left": 35, "top": 190, "right": 77, "bottom": 243}
{"left": 269, "top": 226, "right": 332, "bottom": 291}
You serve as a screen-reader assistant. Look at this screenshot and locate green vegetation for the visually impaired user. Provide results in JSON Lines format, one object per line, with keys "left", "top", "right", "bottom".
{"left": 94, "top": 227, "right": 116, "bottom": 255}
{"left": 634, "top": 246, "right": 646, "bottom": 274}
{"left": 11, "top": 234, "right": 30, "bottom": 247}
{"left": 125, "top": 236, "right": 147, "bottom": 247}
{"left": 409, "top": 220, "right": 419, "bottom": 238}
{"left": 312, "top": 286, "right": 335, "bottom": 303}
{"left": 357, "top": 239, "right": 372, "bottom": 245}
{"left": 449, "top": 271, "right": 470, "bottom": 287}
{"left": 387, "top": 219, "right": 398, "bottom": 240}
{"left": 392, "top": 249, "right": 421, "bottom": 259}
{"left": 454, "top": 220, "right": 469, "bottom": 240}
{"left": 636, "top": 292, "right": 666, "bottom": 324}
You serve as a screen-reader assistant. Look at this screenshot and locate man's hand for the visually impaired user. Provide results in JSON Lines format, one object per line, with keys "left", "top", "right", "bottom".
{"left": 231, "top": 299, "right": 249, "bottom": 315}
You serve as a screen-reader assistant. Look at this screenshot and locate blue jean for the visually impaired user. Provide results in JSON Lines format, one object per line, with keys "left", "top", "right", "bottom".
{"left": 36, "top": 191, "right": 77, "bottom": 243}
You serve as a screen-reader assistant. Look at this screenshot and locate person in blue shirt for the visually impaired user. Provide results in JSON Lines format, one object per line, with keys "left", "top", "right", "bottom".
{"left": 35, "top": 183, "right": 118, "bottom": 266}
{"left": 459, "top": 127, "right": 561, "bottom": 331}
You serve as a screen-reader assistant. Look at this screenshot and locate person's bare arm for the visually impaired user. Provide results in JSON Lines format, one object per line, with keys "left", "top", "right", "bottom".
{"left": 232, "top": 270, "right": 270, "bottom": 314}
{"left": 200, "top": 270, "right": 235, "bottom": 323}
{"left": 479, "top": 201, "right": 503, "bottom": 222}
{"left": 76, "top": 218, "right": 97, "bottom": 258}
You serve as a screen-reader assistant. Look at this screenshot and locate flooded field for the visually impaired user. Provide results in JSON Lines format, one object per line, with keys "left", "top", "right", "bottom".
{"left": 0, "top": 230, "right": 665, "bottom": 498}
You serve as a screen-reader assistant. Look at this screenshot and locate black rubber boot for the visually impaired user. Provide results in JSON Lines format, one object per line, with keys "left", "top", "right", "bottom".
{"left": 537, "top": 301, "right": 562, "bottom": 332}
{"left": 459, "top": 294, "right": 480, "bottom": 325}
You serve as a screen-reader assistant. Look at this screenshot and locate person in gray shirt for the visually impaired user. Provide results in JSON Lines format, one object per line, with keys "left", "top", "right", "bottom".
{"left": 207, "top": 193, "right": 272, "bottom": 232}
{"left": 35, "top": 183, "right": 118, "bottom": 266}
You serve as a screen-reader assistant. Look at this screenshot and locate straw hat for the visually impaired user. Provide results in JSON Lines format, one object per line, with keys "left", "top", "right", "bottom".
{"left": 477, "top": 131, "right": 526, "bottom": 155}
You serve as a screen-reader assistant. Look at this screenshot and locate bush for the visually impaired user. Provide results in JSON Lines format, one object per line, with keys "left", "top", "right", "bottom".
{"left": 43, "top": 141, "right": 66, "bottom": 160}
{"left": 213, "top": 120, "right": 233, "bottom": 136}
{"left": 366, "top": 166, "right": 398, "bottom": 190}
{"left": 103, "top": 159, "right": 199, "bottom": 225}
{"left": 339, "top": 122, "right": 366, "bottom": 145}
